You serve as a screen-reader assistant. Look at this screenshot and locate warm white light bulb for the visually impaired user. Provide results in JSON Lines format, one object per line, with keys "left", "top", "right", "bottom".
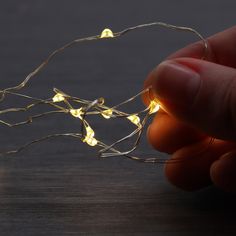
{"left": 101, "top": 109, "right": 113, "bottom": 119}
{"left": 70, "top": 108, "right": 83, "bottom": 119}
{"left": 83, "top": 126, "right": 98, "bottom": 146}
{"left": 149, "top": 99, "right": 160, "bottom": 114}
{"left": 52, "top": 93, "right": 65, "bottom": 103}
{"left": 84, "top": 136, "right": 98, "bottom": 146}
{"left": 85, "top": 126, "right": 95, "bottom": 138}
{"left": 127, "top": 114, "right": 141, "bottom": 127}
{"left": 100, "top": 28, "right": 114, "bottom": 38}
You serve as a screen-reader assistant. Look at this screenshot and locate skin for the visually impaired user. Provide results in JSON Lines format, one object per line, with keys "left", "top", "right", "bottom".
{"left": 143, "top": 26, "right": 236, "bottom": 192}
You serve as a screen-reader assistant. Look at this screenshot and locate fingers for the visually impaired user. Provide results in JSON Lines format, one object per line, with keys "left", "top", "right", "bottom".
{"left": 207, "top": 26, "right": 236, "bottom": 68}
{"left": 147, "top": 111, "right": 205, "bottom": 154}
{"left": 150, "top": 58, "right": 236, "bottom": 140}
{"left": 167, "top": 40, "right": 214, "bottom": 61}
{"left": 143, "top": 26, "right": 236, "bottom": 192}
{"left": 144, "top": 67, "right": 204, "bottom": 154}
{"left": 210, "top": 151, "right": 236, "bottom": 192}
{"left": 143, "top": 27, "right": 236, "bottom": 106}
{"left": 165, "top": 139, "right": 236, "bottom": 191}
{"left": 168, "top": 25, "right": 236, "bottom": 68}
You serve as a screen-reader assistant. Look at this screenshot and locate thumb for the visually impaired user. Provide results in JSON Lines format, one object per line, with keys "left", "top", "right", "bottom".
{"left": 151, "top": 58, "right": 236, "bottom": 140}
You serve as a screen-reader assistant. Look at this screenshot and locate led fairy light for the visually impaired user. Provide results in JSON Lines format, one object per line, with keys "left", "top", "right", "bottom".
{"left": 52, "top": 93, "right": 65, "bottom": 103}
{"left": 127, "top": 114, "right": 141, "bottom": 127}
{"left": 70, "top": 108, "right": 84, "bottom": 119}
{"left": 148, "top": 98, "right": 160, "bottom": 114}
{"left": 0, "top": 22, "right": 208, "bottom": 163}
{"left": 100, "top": 28, "right": 114, "bottom": 38}
{"left": 101, "top": 109, "right": 113, "bottom": 119}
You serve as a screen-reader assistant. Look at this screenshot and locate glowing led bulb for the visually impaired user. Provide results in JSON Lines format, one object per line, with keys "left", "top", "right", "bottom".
{"left": 86, "top": 126, "right": 95, "bottom": 138}
{"left": 52, "top": 93, "right": 65, "bottom": 103}
{"left": 70, "top": 108, "right": 83, "bottom": 119}
{"left": 100, "top": 28, "right": 114, "bottom": 38}
{"left": 127, "top": 114, "right": 141, "bottom": 127}
{"left": 83, "top": 126, "right": 98, "bottom": 146}
{"left": 149, "top": 99, "right": 160, "bottom": 114}
{"left": 85, "top": 137, "right": 98, "bottom": 146}
{"left": 101, "top": 109, "right": 113, "bottom": 119}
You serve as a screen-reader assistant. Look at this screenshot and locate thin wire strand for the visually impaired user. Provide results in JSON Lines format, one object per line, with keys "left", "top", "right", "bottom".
{"left": 0, "top": 133, "right": 82, "bottom": 156}
{"left": 0, "top": 21, "right": 208, "bottom": 101}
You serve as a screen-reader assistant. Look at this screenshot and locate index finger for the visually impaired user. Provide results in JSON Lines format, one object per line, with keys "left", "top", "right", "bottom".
{"left": 168, "top": 25, "right": 236, "bottom": 67}
{"left": 142, "top": 26, "right": 236, "bottom": 154}
{"left": 144, "top": 25, "right": 236, "bottom": 101}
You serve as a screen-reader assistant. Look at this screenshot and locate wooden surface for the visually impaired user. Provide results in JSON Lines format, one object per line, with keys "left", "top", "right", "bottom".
{"left": 1, "top": 1, "right": 236, "bottom": 235}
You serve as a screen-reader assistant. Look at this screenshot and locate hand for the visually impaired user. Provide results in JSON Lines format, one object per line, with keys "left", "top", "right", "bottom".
{"left": 144, "top": 26, "right": 236, "bottom": 192}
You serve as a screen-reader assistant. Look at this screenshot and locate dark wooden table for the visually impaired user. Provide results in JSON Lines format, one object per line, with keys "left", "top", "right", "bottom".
{"left": 1, "top": 1, "right": 236, "bottom": 235}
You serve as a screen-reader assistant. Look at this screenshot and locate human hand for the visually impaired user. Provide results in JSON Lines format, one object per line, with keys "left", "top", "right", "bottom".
{"left": 144, "top": 26, "right": 236, "bottom": 192}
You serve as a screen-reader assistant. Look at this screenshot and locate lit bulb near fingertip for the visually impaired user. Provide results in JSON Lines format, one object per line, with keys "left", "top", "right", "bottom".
{"left": 149, "top": 99, "right": 160, "bottom": 114}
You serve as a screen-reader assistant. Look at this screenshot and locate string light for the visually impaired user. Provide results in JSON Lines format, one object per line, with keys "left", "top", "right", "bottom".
{"left": 52, "top": 93, "right": 65, "bottom": 103}
{"left": 100, "top": 28, "right": 114, "bottom": 38}
{"left": 127, "top": 114, "right": 141, "bottom": 127}
{"left": 148, "top": 98, "right": 160, "bottom": 114}
{"left": 70, "top": 108, "right": 83, "bottom": 119}
{"left": 83, "top": 125, "right": 98, "bottom": 147}
{"left": 0, "top": 21, "right": 209, "bottom": 163}
{"left": 101, "top": 109, "right": 113, "bottom": 119}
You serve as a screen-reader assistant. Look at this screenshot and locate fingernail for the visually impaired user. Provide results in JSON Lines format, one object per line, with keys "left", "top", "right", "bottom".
{"left": 153, "top": 60, "right": 201, "bottom": 106}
